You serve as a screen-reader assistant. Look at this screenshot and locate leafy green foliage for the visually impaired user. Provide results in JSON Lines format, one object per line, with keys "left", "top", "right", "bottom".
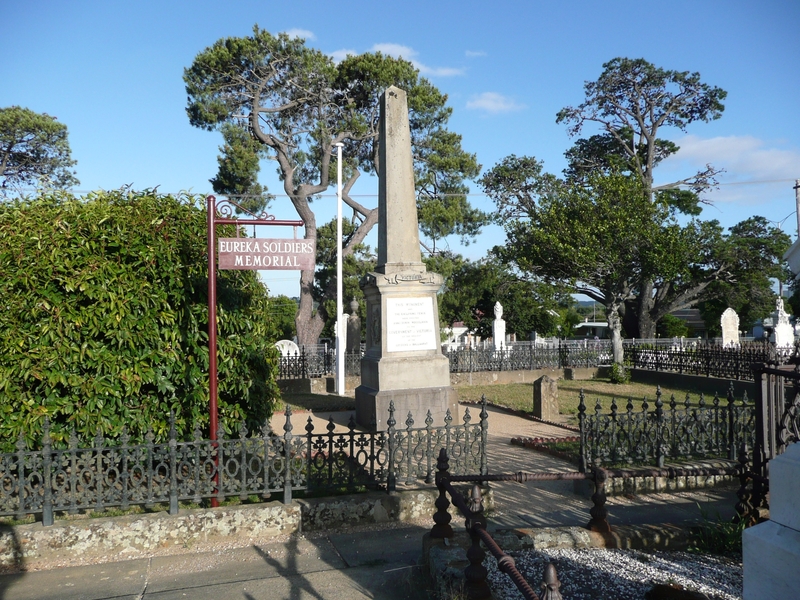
{"left": 0, "top": 106, "right": 79, "bottom": 193}
{"left": 314, "top": 217, "right": 375, "bottom": 339}
{"left": 268, "top": 295, "right": 298, "bottom": 341}
{"left": 0, "top": 190, "right": 281, "bottom": 450}
{"left": 609, "top": 363, "right": 631, "bottom": 384}
{"left": 210, "top": 124, "right": 272, "bottom": 214}
{"left": 426, "top": 252, "right": 569, "bottom": 339}
{"left": 689, "top": 504, "right": 745, "bottom": 555}
{"left": 698, "top": 217, "right": 791, "bottom": 334}
{"left": 656, "top": 314, "right": 690, "bottom": 338}
{"left": 184, "top": 28, "right": 483, "bottom": 344}
{"left": 556, "top": 57, "right": 728, "bottom": 338}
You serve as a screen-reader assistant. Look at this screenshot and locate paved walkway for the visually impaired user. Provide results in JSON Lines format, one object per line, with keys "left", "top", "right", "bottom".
{"left": 0, "top": 405, "right": 739, "bottom": 599}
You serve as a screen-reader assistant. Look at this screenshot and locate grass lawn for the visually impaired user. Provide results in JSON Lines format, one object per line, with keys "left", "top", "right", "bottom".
{"left": 277, "top": 377, "right": 736, "bottom": 426}
{"left": 455, "top": 377, "right": 729, "bottom": 425}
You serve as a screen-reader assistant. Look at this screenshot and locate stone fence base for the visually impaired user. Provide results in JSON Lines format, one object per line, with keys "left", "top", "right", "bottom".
{"left": 0, "top": 486, "right": 492, "bottom": 571}
{"left": 572, "top": 459, "right": 738, "bottom": 498}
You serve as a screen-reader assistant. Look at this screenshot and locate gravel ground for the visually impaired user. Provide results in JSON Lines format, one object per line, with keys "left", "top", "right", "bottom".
{"left": 485, "top": 548, "right": 743, "bottom": 600}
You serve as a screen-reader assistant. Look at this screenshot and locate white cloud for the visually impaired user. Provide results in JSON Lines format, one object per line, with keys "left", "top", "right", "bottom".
{"left": 658, "top": 134, "right": 800, "bottom": 205}
{"left": 282, "top": 28, "right": 316, "bottom": 40}
{"left": 330, "top": 48, "right": 358, "bottom": 64}
{"left": 465, "top": 50, "right": 487, "bottom": 58}
{"left": 665, "top": 135, "right": 799, "bottom": 180}
{"left": 371, "top": 43, "right": 417, "bottom": 60}
{"left": 369, "top": 43, "right": 464, "bottom": 77}
{"left": 466, "top": 92, "right": 525, "bottom": 114}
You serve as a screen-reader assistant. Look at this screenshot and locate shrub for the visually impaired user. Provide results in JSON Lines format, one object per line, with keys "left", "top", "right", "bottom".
{"left": 609, "top": 362, "right": 630, "bottom": 384}
{"left": 0, "top": 190, "right": 281, "bottom": 450}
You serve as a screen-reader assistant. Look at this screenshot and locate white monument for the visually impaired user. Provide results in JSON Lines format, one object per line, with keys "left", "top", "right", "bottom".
{"left": 354, "top": 87, "right": 457, "bottom": 430}
{"left": 743, "top": 442, "right": 800, "bottom": 599}
{"left": 770, "top": 298, "right": 794, "bottom": 348}
{"left": 274, "top": 339, "right": 300, "bottom": 356}
{"left": 720, "top": 307, "right": 740, "bottom": 347}
{"left": 492, "top": 301, "right": 506, "bottom": 351}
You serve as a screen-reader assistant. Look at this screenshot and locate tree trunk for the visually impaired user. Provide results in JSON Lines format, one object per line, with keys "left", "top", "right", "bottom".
{"left": 636, "top": 280, "right": 657, "bottom": 340}
{"left": 638, "top": 311, "right": 657, "bottom": 340}
{"left": 606, "top": 302, "right": 624, "bottom": 364}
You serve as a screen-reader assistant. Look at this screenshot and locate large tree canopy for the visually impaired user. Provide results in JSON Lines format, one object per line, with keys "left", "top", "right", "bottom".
{"left": 184, "top": 27, "right": 484, "bottom": 344}
{"left": 0, "top": 190, "right": 281, "bottom": 450}
{"left": 556, "top": 58, "right": 729, "bottom": 338}
{"left": 481, "top": 158, "right": 789, "bottom": 361}
{"left": 0, "top": 106, "right": 79, "bottom": 193}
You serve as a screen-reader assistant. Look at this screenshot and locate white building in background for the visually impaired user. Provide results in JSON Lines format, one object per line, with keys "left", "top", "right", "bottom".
{"left": 441, "top": 322, "right": 482, "bottom": 351}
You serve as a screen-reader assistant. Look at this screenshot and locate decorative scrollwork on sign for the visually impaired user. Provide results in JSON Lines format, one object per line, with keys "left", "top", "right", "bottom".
{"left": 216, "top": 196, "right": 277, "bottom": 221}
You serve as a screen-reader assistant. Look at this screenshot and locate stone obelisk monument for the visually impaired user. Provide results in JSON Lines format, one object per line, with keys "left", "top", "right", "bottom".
{"left": 355, "top": 86, "right": 458, "bottom": 430}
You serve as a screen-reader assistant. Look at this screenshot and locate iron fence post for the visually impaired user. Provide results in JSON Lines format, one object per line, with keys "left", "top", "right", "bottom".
{"left": 480, "top": 395, "right": 488, "bottom": 478}
{"left": 587, "top": 467, "right": 611, "bottom": 533}
{"left": 727, "top": 383, "right": 737, "bottom": 460}
{"left": 283, "top": 407, "right": 293, "bottom": 504}
{"left": 430, "top": 448, "right": 453, "bottom": 538}
{"left": 15, "top": 435, "right": 26, "bottom": 522}
{"left": 425, "top": 411, "right": 434, "bottom": 484}
{"left": 464, "top": 485, "right": 490, "bottom": 600}
{"left": 169, "top": 414, "right": 179, "bottom": 515}
{"left": 387, "top": 401, "right": 397, "bottom": 493}
{"left": 42, "top": 419, "right": 53, "bottom": 526}
{"left": 305, "top": 415, "right": 314, "bottom": 493}
{"left": 404, "top": 411, "right": 414, "bottom": 486}
{"left": 578, "top": 390, "right": 587, "bottom": 473}
{"left": 655, "top": 388, "right": 665, "bottom": 469}
{"left": 735, "top": 441, "right": 755, "bottom": 524}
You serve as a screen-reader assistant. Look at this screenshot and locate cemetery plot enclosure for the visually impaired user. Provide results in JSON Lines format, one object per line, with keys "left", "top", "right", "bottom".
{"left": 578, "top": 385, "right": 754, "bottom": 469}
{"left": 0, "top": 402, "right": 487, "bottom": 526}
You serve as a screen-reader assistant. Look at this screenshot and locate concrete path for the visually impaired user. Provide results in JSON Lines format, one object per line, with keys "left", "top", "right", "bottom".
{"left": 0, "top": 405, "right": 739, "bottom": 600}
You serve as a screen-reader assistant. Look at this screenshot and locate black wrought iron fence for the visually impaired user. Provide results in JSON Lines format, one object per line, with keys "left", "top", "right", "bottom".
{"left": 623, "top": 341, "right": 790, "bottom": 381}
{"left": 578, "top": 385, "right": 754, "bottom": 470}
{"left": 0, "top": 399, "right": 488, "bottom": 526}
{"left": 278, "top": 349, "right": 361, "bottom": 379}
{"left": 444, "top": 340, "right": 612, "bottom": 373}
{"left": 737, "top": 361, "right": 800, "bottom": 523}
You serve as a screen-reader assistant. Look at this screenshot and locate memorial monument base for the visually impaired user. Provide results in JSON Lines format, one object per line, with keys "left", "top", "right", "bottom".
{"left": 355, "top": 380, "right": 458, "bottom": 431}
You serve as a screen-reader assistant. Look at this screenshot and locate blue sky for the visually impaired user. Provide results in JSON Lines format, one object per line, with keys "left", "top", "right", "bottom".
{"left": 3, "top": 1, "right": 799, "bottom": 297}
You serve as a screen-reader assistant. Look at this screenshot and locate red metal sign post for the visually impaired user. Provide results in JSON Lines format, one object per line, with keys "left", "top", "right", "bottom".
{"left": 207, "top": 195, "right": 305, "bottom": 504}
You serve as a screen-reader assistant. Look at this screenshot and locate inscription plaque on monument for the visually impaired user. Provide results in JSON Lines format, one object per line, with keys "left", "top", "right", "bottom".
{"left": 386, "top": 297, "right": 437, "bottom": 352}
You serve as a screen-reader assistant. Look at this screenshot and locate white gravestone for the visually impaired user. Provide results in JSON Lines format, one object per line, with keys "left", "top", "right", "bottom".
{"left": 771, "top": 298, "right": 794, "bottom": 348}
{"left": 493, "top": 301, "right": 506, "bottom": 351}
{"left": 720, "top": 308, "right": 740, "bottom": 347}
{"left": 275, "top": 339, "right": 300, "bottom": 357}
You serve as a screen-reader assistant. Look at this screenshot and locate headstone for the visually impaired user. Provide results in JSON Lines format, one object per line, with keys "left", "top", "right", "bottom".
{"left": 533, "top": 375, "right": 559, "bottom": 421}
{"left": 743, "top": 442, "right": 800, "bottom": 599}
{"left": 492, "top": 301, "right": 506, "bottom": 351}
{"left": 355, "top": 86, "right": 457, "bottom": 430}
{"left": 720, "top": 308, "right": 740, "bottom": 347}
{"left": 346, "top": 298, "right": 361, "bottom": 354}
{"left": 771, "top": 298, "right": 794, "bottom": 348}
{"left": 275, "top": 339, "right": 300, "bottom": 356}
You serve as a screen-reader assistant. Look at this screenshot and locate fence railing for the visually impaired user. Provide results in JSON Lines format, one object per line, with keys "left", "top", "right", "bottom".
{"left": 431, "top": 448, "right": 741, "bottom": 599}
{"left": 578, "top": 384, "right": 754, "bottom": 470}
{"left": 623, "top": 341, "right": 792, "bottom": 381}
{"left": 0, "top": 399, "right": 488, "bottom": 526}
{"left": 737, "top": 361, "right": 800, "bottom": 523}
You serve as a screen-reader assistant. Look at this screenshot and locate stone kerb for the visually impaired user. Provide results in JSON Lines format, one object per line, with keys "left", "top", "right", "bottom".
{"left": 0, "top": 487, "right": 494, "bottom": 570}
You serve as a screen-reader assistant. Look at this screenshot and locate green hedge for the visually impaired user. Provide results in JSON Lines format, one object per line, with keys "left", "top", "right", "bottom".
{"left": 0, "top": 190, "right": 280, "bottom": 450}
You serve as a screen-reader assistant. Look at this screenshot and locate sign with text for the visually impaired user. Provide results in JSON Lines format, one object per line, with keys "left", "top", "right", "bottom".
{"left": 386, "top": 297, "right": 437, "bottom": 352}
{"left": 218, "top": 238, "right": 316, "bottom": 270}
